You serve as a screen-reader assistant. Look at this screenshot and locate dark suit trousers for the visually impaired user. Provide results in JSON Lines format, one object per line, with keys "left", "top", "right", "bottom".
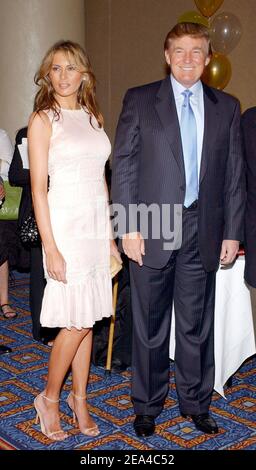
{"left": 129, "top": 206, "right": 216, "bottom": 417}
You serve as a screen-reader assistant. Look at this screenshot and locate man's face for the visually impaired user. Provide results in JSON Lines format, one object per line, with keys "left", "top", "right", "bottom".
{"left": 165, "top": 35, "right": 210, "bottom": 88}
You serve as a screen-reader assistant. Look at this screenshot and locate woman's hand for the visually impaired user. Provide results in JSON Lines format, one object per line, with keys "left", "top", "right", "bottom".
{"left": 46, "top": 248, "right": 67, "bottom": 283}
{"left": 110, "top": 239, "right": 122, "bottom": 264}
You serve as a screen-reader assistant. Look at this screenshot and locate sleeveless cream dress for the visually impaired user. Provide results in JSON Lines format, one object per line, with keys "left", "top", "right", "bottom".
{"left": 40, "top": 108, "right": 112, "bottom": 329}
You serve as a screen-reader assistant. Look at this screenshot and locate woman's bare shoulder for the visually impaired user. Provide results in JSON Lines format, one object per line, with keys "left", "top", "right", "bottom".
{"left": 28, "top": 111, "right": 52, "bottom": 135}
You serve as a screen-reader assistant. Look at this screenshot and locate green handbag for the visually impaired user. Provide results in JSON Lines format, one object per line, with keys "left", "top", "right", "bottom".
{"left": 0, "top": 181, "right": 22, "bottom": 220}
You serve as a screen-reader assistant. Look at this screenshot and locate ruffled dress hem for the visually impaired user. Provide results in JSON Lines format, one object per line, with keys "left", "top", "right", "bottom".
{"left": 40, "top": 270, "right": 112, "bottom": 330}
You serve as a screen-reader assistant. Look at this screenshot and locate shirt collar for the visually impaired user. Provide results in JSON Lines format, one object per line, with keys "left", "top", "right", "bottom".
{"left": 170, "top": 74, "right": 202, "bottom": 100}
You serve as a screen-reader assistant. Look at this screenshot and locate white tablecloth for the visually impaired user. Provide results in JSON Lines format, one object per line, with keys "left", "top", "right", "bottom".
{"left": 169, "top": 257, "right": 256, "bottom": 397}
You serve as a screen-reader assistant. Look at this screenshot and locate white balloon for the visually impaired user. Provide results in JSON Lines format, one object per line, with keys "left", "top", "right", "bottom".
{"left": 210, "top": 12, "right": 242, "bottom": 54}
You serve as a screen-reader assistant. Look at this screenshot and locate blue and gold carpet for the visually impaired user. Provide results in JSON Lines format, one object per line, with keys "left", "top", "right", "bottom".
{"left": 0, "top": 272, "right": 255, "bottom": 450}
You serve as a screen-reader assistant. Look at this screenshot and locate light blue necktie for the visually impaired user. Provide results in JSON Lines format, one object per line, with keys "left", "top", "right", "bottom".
{"left": 180, "top": 89, "right": 198, "bottom": 208}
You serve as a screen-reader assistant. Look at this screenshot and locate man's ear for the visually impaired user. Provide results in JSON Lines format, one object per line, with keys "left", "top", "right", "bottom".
{"left": 164, "top": 49, "right": 170, "bottom": 66}
{"left": 205, "top": 56, "right": 211, "bottom": 66}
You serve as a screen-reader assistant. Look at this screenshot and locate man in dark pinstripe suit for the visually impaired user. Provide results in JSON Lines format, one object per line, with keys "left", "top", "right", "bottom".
{"left": 111, "top": 23, "right": 245, "bottom": 436}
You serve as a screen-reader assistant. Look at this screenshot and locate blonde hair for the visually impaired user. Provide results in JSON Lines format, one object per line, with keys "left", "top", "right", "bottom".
{"left": 34, "top": 40, "right": 103, "bottom": 127}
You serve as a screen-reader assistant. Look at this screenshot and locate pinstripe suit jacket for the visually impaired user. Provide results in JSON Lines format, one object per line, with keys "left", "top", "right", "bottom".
{"left": 241, "top": 107, "right": 256, "bottom": 287}
{"left": 111, "top": 76, "right": 245, "bottom": 271}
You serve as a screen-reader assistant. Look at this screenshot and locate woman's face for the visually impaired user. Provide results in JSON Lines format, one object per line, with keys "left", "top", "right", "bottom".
{"left": 48, "top": 51, "right": 84, "bottom": 103}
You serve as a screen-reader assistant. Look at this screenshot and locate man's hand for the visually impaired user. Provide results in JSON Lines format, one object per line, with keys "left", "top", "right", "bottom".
{"left": 122, "top": 232, "right": 145, "bottom": 266}
{"left": 220, "top": 240, "right": 239, "bottom": 266}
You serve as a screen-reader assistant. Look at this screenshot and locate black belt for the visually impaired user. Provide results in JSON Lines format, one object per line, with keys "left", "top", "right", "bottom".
{"left": 183, "top": 200, "right": 198, "bottom": 211}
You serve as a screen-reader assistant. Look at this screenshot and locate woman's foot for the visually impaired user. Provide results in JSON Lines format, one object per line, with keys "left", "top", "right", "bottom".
{"left": 67, "top": 391, "right": 100, "bottom": 436}
{"left": 0, "top": 304, "right": 17, "bottom": 319}
{"left": 34, "top": 391, "right": 68, "bottom": 441}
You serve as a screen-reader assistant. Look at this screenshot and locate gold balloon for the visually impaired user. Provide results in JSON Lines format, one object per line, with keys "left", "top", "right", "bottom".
{"left": 194, "top": 0, "right": 224, "bottom": 18}
{"left": 178, "top": 11, "right": 209, "bottom": 28}
{"left": 202, "top": 53, "right": 232, "bottom": 90}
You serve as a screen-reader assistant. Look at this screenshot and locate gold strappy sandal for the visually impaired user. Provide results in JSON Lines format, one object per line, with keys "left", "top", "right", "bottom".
{"left": 66, "top": 391, "right": 100, "bottom": 437}
{"left": 34, "top": 392, "right": 68, "bottom": 441}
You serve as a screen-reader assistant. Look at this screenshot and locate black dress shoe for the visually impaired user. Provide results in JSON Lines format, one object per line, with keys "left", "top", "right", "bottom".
{"left": 181, "top": 413, "right": 219, "bottom": 434}
{"left": 41, "top": 337, "right": 54, "bottom": 346}
{"left": 111, "top": 358, "right": 128, "bottom": 372}
{"left": 0, "top": 345, "right": 12, "bottom": 355}
{"left": 134, "top": 415, "right": 155, "bottom": 437}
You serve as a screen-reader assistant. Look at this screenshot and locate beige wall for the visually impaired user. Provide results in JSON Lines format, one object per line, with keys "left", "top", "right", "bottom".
{"left": 1, "top": 0, "right": 255, "bottom": 141}
{"left": 0, "top": 0, "right": 85, "bottom": 140}
{"left": 85, "top": 0, "right": 256, "bottom": 142}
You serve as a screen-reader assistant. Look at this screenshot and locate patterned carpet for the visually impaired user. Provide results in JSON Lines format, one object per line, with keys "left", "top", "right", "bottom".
{"left": 0, "top": 272, "right": 256, "bottom": 450}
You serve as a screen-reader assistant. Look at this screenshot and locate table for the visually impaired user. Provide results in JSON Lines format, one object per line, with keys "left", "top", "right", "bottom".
{"left": 169, "top": 257, "right": 256, "bottom": 397}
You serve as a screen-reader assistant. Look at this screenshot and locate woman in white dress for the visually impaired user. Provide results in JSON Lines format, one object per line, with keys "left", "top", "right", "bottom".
{"left": 28, "top": 40, "right": 121, "bottom": 441}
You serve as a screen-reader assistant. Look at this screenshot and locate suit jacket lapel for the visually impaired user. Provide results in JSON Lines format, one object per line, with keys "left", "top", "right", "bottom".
{"left": 155, "top": 76, "right": 185, "bottom": 179}
{"left": 154, "top": 79, "right": 220, "bottom": 185}
{"left": 200, "top": 84, "right": 220, "bottom": 183}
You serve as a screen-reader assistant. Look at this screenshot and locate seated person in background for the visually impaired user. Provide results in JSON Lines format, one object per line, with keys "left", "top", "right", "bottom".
{"left": 92, "top": 255, "right": 132, "bottom": 371}
{"left": 0, "top": 175, "right": 12, "bottom": 353}
{"left": 0, "top": 129, "right": 18, "bottom": 318}
{"left": 9, "top": 127, "right": 58, "bottom": 345}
